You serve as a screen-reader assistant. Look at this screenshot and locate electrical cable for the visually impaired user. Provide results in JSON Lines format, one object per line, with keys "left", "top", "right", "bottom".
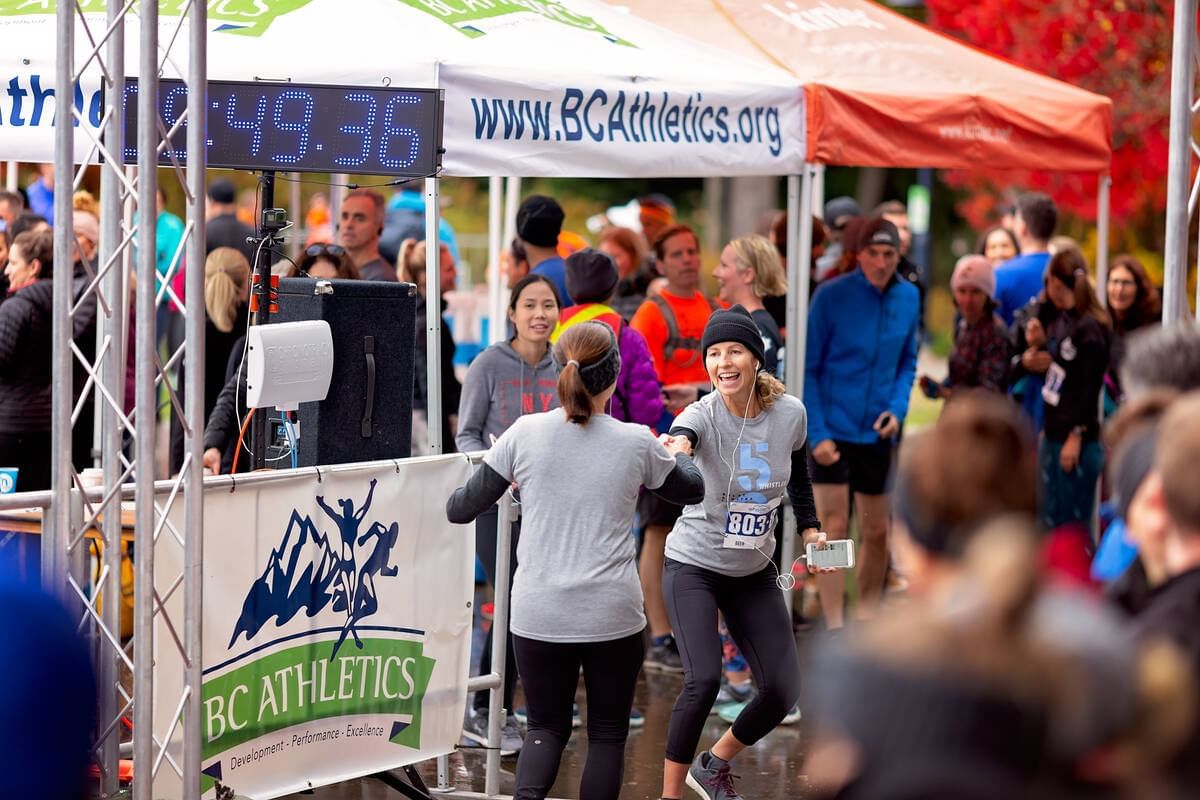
{"left": 707, "top": 365, "right": 809, "bottom": 591}
{"left": 281, "top": 410, "right": 298, "bottom": 469}
{"left": 231, "top": 407, "right": 255, "bottom": 475}
{"left": 269, "top": 172, "right": 433, "bottom": 191}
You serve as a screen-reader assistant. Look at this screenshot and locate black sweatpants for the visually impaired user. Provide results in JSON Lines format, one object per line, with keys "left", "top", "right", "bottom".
{"left": 512, "top": 630, "right": 644, "bottom": 800}
{"left": 474, "top": 507, "right": 520, "bottom": 713}
{"left": 663, "top": 557, "right": 801, "bottom": 763}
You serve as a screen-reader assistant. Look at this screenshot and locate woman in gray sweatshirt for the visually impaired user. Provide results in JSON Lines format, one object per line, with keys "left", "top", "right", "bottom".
{"left": 455, "top": 273, "right": 562, "bottom": 752}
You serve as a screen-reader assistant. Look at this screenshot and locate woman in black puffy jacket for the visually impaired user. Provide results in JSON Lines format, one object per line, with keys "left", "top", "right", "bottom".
{"left": 0, "top": 230, "right": 56, "bottom": 490}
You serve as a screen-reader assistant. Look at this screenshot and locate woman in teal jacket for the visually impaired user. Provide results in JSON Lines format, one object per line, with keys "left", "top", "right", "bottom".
{"left": 803, "top": 217, "right": 920, "bottom": 629}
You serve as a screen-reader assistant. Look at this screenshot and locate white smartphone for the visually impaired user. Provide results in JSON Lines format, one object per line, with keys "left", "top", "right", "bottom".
{"left": 806, "top": 539, "right": 855, "bottom": 570}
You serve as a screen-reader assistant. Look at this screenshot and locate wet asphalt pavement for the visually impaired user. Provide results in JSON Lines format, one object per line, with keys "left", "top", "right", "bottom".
{"left": 282, "top": 587, "right": 817, "bottom": 799}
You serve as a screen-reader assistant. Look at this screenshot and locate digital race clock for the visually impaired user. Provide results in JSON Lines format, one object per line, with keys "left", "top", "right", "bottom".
{"left": 123, "top": 79, "right": 443, "bottom": 177}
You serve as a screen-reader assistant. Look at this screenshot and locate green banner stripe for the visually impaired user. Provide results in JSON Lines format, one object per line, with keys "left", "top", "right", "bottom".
{"left": 202, "top": 638, "right": 435, "bottom": 759}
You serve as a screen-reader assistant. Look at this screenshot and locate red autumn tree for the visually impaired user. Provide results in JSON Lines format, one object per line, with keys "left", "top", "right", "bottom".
{"left": 924, "top": 0, "right": 1173, "bottom": 247}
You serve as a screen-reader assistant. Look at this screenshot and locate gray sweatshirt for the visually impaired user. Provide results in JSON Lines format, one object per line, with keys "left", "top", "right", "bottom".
{"left": 455, "top": 341, "right": 560, "bottom": 453}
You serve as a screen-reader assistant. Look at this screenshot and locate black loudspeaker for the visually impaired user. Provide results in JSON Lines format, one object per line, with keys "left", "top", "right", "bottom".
{"left": 275, "top": 278, "right": 417, "bottom": 466}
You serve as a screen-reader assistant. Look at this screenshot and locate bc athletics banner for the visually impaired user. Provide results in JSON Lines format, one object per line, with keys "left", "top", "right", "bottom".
{"left": 156, "top": 456, "right": 475, "bottom": 799}
{"left": 0, "top": 0, "right": 805, "bottom": 176}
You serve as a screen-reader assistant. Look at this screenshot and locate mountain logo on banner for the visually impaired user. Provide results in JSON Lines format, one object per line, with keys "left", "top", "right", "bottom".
{"left": 228, "top": 478, "right": 402, "bottom": 660}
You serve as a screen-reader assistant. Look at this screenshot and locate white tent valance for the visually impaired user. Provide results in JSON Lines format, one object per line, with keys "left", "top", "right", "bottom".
{"left": 0, "top": 0, "right": 805, "bottom": 177}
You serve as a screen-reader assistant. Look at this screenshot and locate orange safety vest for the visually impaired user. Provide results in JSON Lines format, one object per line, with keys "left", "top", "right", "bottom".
{"left": 550, "top": 303, "right": 623, "bottom": 343}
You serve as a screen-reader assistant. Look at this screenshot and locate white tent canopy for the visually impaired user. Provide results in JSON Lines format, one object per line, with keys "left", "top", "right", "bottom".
{"left": 0, "top": 0, "right": 805, "bottom": 177}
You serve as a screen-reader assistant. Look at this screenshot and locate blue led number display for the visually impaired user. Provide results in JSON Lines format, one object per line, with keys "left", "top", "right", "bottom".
{"left": 161, "top": 85, "right": 189, "bottom": 161}
{"left": 225, "top": 93, "right": 267, "bottom": 158}
{"left": 379, "top": 95, "right": 421, "bottom": 170}
{"left": 124, "top": 79, "right": 441, "bottom": 177}
{"left": 333, "top": 92, "right": 377, "bottom": 168}
{"left": 270, "top": 90, "right": 315, "bottom": 165}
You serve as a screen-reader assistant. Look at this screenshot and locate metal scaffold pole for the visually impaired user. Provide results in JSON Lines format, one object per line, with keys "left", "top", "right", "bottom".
{"left": 1163, "top": 0, "right": 1198, "bottom": 323}
{"left": 183, "top": 0, "right": 208, "bottom": 794}
{"left": 132, "top": 1, "right": 160, "bottom": 796}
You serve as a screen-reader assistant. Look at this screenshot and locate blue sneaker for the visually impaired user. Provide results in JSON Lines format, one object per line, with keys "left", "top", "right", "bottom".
{"left": 628, "top": 706, "right": 645, "bottom": 728}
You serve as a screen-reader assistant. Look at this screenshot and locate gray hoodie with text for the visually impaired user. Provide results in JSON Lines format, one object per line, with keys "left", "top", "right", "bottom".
{"left": 455, "top": 341, "right": 560, "bottom": 453}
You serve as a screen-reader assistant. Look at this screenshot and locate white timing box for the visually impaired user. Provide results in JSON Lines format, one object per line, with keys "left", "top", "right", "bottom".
{"left": 246, "top": 321, "right": 334, "bottom": 411}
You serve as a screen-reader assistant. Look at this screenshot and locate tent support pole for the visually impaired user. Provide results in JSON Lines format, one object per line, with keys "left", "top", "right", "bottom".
{"left": 503, "top": 176, "right": 522, "bottom": 258}
{"left": 1163, "top": 0, "right": 1197, "bottom": 323}
{"left": 789, "top": 166, "right": 815, "bottom": 400}
{"left": 783, "top": 173, "right": 800, "bottom": 621}
{"left": 783, "top": 167, "right": 815, "bottom": 621}
{"left": 426, "top": 176, "right": 443, "bottom": 454}
{"left": 487, "top": 176, "right": 505, "bottom": 345}
{"left": 1096, "top": 175, "right": 1111, "bottom": 305}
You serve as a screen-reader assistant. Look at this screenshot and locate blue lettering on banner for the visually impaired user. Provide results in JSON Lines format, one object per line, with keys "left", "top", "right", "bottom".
{"left": 470, "top": 87, "right": 783, "bottom": 156}
{"left": 0, "top": 73, "right": 104, "bottom": 129}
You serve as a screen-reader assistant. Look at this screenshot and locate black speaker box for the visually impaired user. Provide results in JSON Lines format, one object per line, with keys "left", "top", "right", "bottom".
{"left": 275, "top": 277, "right": 417, "bottom": 466}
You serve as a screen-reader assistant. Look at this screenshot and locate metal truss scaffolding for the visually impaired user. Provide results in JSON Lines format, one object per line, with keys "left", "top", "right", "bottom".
{"left": 38, "top": 2, "right": 207, "bottom": 798}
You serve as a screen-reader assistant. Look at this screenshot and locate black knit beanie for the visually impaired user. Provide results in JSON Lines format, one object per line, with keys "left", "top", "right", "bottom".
{"left": 701, "top": 304, "right": 766, "bottom": 369}
{"left": 565, "top": 248, "right": 619, "bottom": 304}
{"left": 553, "top": 321, "right": 622, "bottom": 396}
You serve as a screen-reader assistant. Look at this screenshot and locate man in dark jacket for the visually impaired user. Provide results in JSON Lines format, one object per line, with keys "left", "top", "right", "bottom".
{"left": 1126, "top": 393, "right": 1200, "bottom": 792}
{"left": 205, "top": 177, "right": 256, "bottom": 262}
{"left": 874, "top": 199, "right": 925, "bottom": 335}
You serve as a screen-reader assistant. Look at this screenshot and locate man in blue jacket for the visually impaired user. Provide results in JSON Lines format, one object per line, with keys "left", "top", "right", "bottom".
{"left": 804, "top": 217, "right": 919, "bottom": 629}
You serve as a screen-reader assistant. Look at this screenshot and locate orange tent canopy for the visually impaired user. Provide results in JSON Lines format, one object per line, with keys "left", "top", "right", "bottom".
{"left": 612, "top": 0, "right": 1113, "bottom": 173}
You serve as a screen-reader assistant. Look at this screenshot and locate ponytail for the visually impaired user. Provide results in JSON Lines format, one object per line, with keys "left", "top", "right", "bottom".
{"left": 552, "top": 321, "right": 621, "bottom": 426}
{"left": 557, "top": 360, "right": 593, "bottom": 425}
{"left": 754, "top": 370, "right": 785, "bottom": 410}
{"left": 204, "top": 247, "right": 250, "bottom": 333}
{"left": 398, "top": 238, "right": 422, "bottom": 284}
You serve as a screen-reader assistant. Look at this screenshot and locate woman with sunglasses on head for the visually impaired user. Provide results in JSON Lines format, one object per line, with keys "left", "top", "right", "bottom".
{"left": 660, "top": 305, "right": 822, "bottom": 800}
{"left": 448, "top": 321, "right": 704, "bottom": 800}
{"left": 455, "top": 272, "right": 563, "bottom": 754}
{"left": 291, "top": 242, "right": 361, "bottom": 280}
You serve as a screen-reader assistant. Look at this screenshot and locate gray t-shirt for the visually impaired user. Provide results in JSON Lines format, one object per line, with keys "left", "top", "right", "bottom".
{"left": 666, "top": 392, "right": 808, "bottom": 576}
{"left": 484, "top": 409, "right": 677, "bottom": 642}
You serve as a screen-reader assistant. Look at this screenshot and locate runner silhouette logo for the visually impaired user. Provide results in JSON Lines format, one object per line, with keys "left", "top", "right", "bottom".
{"left": 228, "top": 478, "right": 401, "bottom": 660}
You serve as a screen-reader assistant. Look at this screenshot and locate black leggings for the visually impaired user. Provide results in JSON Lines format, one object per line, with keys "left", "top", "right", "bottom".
{"left": 663, "top": 557, "right": 801, "bottom": 763}
{"left": 512, "top": 631, "right": 644, "bottom": 800}
{"left": 474, "top": 507, "right": 520, "bottom": 713}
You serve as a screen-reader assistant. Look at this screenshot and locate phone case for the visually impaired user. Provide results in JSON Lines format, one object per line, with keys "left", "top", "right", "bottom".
{"left": 807, "top": 539, "right": 855, "bottom": 569}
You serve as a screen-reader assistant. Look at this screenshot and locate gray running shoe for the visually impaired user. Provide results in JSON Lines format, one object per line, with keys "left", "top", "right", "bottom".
{"left": 685, "top": 751, "right": 742, "bottom": 800}
{"left": 710, "top": 679, "right": 752, "bottom": 712}
{"left": 461, "top": 708, "right": 523, "bottom": 757}
{"left": 644, "top": 635, "right": 685, "bottom": 673}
